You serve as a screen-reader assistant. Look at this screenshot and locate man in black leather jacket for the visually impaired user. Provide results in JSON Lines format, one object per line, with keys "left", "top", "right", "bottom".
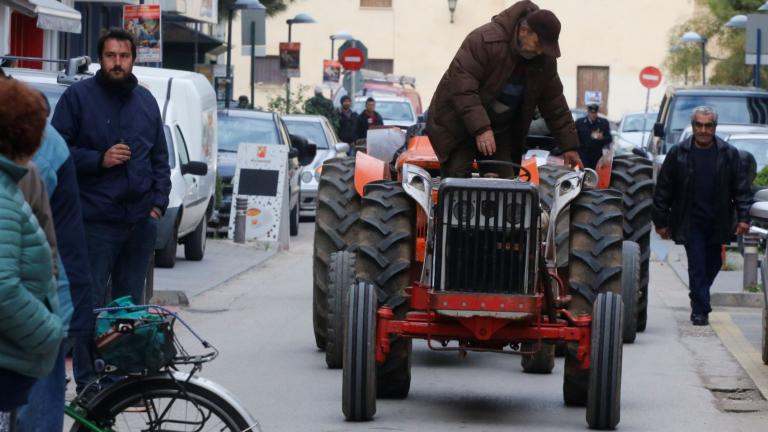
{"left": 652, "top": 106, "right": 752, "bottom": 326}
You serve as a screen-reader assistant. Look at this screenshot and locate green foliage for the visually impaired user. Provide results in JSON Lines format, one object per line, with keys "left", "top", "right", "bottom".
{"left": 664, "top": 0, "right": 768, "bottom": 87}
{"left": 266, "top": 84, "right": 310, "bottom": 114}
{"left": 218, "top": 0, "right": 293, "bottom": 21}
{"left": 754, "top": 165, "right": 768, "bottom": 186}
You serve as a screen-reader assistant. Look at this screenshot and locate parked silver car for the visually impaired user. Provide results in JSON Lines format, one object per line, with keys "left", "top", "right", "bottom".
{"left": 283, "top": 114, "right": 349, "bottom": 217}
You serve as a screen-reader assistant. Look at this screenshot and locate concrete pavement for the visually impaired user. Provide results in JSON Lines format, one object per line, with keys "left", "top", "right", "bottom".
{"left": 172, "top": 223, "right": 768, "bottom": 431}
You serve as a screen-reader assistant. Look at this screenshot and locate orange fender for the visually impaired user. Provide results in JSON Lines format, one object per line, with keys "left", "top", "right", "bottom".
{"left": 521, "top": 157, "right": 540, "bottom": 185}
{"left": 354, "top": 151, "right": 391, "bottom": 196}
{"left": 596, "top": 150, "right": 614, "bottom": 189}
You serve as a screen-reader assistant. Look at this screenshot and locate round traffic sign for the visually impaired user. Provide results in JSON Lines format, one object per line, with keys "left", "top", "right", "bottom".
{"left": 639, "top": 66, "right": 662, "bottom": 89}
{"left": 340, "top": 47, "right": 365, "bottom": 71}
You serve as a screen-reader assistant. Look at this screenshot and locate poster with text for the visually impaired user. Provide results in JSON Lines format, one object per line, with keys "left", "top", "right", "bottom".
{"left": 323, "top": 59, "right": 341, "bottom": 84}
{"left": 279, "top": 42, "right": 300, "bottom": 78}
{"left": 123, "top": 5, "right": 162, "bottom": 63}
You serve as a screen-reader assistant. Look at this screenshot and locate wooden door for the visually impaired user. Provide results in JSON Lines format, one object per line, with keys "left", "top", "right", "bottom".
{"left": 577, "top": 66, "right": 610, "bottom": 114}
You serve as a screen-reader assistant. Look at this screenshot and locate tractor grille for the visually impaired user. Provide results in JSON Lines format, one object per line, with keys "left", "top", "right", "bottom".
{"left": 433, "top": 178, "right": 539, "bottom": 295}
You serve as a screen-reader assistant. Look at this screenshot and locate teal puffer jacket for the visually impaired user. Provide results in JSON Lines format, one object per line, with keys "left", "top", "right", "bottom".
{"left": 0, "top": 155, "right": 63, "bottom": 378}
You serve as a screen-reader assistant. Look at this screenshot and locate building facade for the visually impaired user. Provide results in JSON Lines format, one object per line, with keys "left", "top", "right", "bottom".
{"left": 227, "top": 0, "right": 700, "bottom": 120}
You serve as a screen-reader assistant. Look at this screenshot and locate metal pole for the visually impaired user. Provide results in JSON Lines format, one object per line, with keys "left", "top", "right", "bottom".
{"left": 234, "top": 196, "right": 248, "bottom": 243}
{"left": 250, "top": 21, "right": 255, "bottom": 109}
{"left": 701, "top": 41, "right": 706, "bottom": 85}
{"left": 757, "top": 28, "right": 762, "bottom": 88}
{"left": 641, "top": 87, "right": 651, "bottom": 148}
{"left": 285, "top": 23, "right": 292, "bottom": 114}
{"left": 743, "top": 233, "right": 760, "bottom": 291}
{"left": 225, "top": 9, "right": 233, "bottom": 109}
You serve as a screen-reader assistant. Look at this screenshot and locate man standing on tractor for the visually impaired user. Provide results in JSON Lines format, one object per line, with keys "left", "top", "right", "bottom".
{"left": 575, "top": 104, "right": 612, "bottom": 169}
{"left": 426, "top": 1, "right": 582, "bottom": 178}
{"left": 653, "top": 106, "right": 752, "bottom": 326}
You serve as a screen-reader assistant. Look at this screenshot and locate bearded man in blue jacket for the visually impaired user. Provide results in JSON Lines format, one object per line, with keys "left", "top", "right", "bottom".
{"left": 52, "top": 28, "right": 171, "bottom": 392}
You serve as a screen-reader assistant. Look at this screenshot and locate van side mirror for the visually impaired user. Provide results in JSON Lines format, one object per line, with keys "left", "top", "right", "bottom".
{"left": 181, "top": 161, "right": 208, "bottom": 176}
{"left": 653, "top": 122, "right": 665, "bottom": 138}
{"left": 334, "top": 142, "right": 350, "bottom": 155}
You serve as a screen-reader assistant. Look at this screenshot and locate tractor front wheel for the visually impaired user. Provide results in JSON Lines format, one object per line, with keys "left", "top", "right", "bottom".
{"left": 586, "top": 292, "right": 624, "bottom": 430}
{"left": 326, "top": 251, "right": 357, "bottom": 369}
{"left": 621, "top": 241, "right": 640, "bottom": 344}
{"left": 342, "top": 281, "right": 377, "bottom": 421}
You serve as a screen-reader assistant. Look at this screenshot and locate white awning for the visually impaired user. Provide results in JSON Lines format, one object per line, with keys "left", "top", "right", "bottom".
{"left": 0, "top": 0, "right": 82, "bottom": 33}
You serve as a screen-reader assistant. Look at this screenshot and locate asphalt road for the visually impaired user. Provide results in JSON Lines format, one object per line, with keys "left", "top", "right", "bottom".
{"left": 171, "top": 221, "right": 768, "bottom": 431}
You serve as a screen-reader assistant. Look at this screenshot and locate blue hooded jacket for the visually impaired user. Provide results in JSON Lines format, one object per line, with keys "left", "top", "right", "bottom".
{"left": 52, "top": 70, "right": 171, "bottom": 223}
{"left": 33, "top": 124, "right": 94, "bottom": 337}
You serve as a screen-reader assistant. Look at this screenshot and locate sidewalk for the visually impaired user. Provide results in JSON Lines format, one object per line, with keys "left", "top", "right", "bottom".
{"left": 152, "top": 239, "right": 278, "bottom": 305}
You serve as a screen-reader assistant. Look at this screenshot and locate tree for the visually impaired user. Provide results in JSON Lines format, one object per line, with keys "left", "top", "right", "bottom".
{"left": 665, "top": 0, "right": 767, "bottom": 86}
{"left": 218, "top": 0, "right": 294, "bottom": 21}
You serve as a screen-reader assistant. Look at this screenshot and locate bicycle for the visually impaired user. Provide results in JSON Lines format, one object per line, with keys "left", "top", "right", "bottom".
{"left": 64, "top": 303, "right": 260, "bottom": 431}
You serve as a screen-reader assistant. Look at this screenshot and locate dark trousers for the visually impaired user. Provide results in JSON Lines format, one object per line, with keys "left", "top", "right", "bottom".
{"left": 684, "top": 220, "right": 722, "bottom": 316}
{"left": 579, "top": 149, "right": 602, "bottom": 170}
{"left": 73, "top": 217, "right": 157, "bottom": 391}
{"left": 440, "top": 131, "right": 521, "bottom": 178}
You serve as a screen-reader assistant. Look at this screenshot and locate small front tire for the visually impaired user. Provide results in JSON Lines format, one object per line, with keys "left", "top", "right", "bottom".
{"left": 586, "top": 292, "right": 624, "bottom": 430}
{"left": 342, "top": 281, "right": 377, "bottom": 421}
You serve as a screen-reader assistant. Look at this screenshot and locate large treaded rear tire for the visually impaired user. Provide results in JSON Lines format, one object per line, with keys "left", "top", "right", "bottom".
{"left": 586, "top": 291, "right": 624, "bottom": 430}
{"left": 610, "top": 154, "right": 653, "bottom": 332}
{"left": 313, "top": 157, "right": 361, "bottom": 350}
{"left": 356, "top": 181, "right": 414, "bottom": 399}
{"left": 342, "top": 281, "right": 377, "bottom": 421}
{"left": 563, "top": 189, "right": 623, "bottom": 407}
{"left": 538, "top": 164, "right": 573, "bottom": 268}
{"left": 521, "top": 343, "right": 555, "bottom": 374}
{"left": 326, "top": 251, "right": 357, "bottom": 369}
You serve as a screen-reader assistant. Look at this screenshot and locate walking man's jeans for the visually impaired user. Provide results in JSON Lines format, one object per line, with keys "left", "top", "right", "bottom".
{"left": 73, "top": 217, "right": 157, "bottom": 392}
{"left": 684, "top": 220, "right": 722, "bottom": 316}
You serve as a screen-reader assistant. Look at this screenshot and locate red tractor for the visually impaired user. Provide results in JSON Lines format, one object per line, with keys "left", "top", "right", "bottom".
{"left": 312, "top": 131, "right": 652, "bottom": 430}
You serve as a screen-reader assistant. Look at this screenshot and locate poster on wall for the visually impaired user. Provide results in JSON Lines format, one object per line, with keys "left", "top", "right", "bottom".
{"left": 584, "top": 90, "right": 602, "bottom": 106}
{"left": 201, "top": 0, "right": 214, "bottom": 19}
{"left": 123, "top": 5, "right": 162, "bottom": 63}
{"left": 279, "top": 42, "right": 300, "bottom": 78}
{"left": 322, "top": 60, "right": 341, "bottom": 84}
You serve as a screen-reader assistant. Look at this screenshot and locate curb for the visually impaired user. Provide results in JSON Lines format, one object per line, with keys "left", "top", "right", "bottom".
{"left": 711, "top": 292, "right": 765, "bottom": 308}
{"left": 150, "top": 290, "right": 190, "bottom": 306}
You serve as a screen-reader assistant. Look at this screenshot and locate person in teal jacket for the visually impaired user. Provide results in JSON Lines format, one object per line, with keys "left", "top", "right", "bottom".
{"left": 0, "top": 78, "right": 63, "bottom": 429}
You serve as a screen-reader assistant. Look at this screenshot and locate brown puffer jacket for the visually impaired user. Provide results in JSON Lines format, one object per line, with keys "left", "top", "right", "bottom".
{"left": 426, "top": 0, "right": 577, "bottom": 163}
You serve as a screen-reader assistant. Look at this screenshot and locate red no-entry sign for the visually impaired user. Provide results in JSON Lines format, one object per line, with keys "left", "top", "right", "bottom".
{"left": 340, "top": 47, "right": 365, "bottom": 71}
{"left": 639, "top": 66, "right": 662, "bottom": 89}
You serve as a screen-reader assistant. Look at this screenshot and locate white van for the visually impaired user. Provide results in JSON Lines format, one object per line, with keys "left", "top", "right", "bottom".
{"left": 129, "top": 66, "right": 218, "bottom": 268}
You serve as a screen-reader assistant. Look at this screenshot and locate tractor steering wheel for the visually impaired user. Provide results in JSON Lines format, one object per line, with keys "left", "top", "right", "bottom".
{"left": 476, "top": 160, "right": 532, "bottom": 182}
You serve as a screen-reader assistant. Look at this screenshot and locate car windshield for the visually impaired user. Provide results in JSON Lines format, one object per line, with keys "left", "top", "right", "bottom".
{"left": 622, "top": 113, "right": 657, "bottom": 132}
{"left": 218, "top": 115, "right": 280, "bottom": 152}
{"left": 669, "top": 96, "right": 768, "bottom": 132}
{"left": 23, "top": 82, "right": 66, "bottom": 120}
{"left": 728, "top": 138, "right": 768, "bottom": 172}
{"left": 353, "top": 100, "right": 414, "bottom": 122}
{"left": 285, "top": 120, "right": 329, "bottom": 149}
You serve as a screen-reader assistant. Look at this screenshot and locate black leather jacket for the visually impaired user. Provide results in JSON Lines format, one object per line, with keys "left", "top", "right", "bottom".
{"left": 652, "top": 136, "right": 752, "bottom": 244}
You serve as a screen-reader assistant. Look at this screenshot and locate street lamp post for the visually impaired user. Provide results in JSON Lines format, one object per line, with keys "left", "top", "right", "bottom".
{"left": 225, "top": 0, "right": 265, "bottom": 109}
{"left": 330, "top": 31, "right": 354, "bottom": 60}
{"left": 680, "top": 31, "right": 707, "bottom": 85}
{"left": 447, "top": 0, "right": 457, "bottom": 23}
{"left": 285, "top": 13, "right": 316, "bottom": 113}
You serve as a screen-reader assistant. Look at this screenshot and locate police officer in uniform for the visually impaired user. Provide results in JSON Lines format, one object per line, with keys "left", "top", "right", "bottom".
{"left": 575, "top": 104, "right": 612, "bottom": 169}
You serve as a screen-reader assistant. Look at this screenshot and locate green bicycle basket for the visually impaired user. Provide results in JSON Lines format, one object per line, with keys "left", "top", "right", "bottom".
{"left": 95, "top": 296, "right": 177, "bottom": 375}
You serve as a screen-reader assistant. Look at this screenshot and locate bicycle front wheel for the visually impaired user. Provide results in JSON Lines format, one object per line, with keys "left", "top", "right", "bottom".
{"left": 71, "top": 373, "right": 255, "bottom": 431}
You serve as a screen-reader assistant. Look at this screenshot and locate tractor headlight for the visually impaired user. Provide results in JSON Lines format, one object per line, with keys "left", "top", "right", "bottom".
{"left": 452, "top": 201, "right": 474, "bottom": 222}
{"left": 582, "top": 169, "right": 599, "bottom": 190}
{"left": 301, "top": 171, "right": 314, "bottom": 183}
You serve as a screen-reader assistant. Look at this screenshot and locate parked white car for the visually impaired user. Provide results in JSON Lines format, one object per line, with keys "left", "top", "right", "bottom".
{"left": 283, "top": 114, "right": 349, "bottom": 216}
{"left": 614, "top": 111, "right": 658, "bottom": 153}
{"left": 353, "top": 95, "right": 418, "bottom": 129}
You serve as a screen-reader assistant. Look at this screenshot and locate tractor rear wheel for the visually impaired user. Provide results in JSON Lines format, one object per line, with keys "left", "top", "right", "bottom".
{"left": 609, "top": 154, "right": 653, "bottom": 332}
{"left": 521, "top": 343, "right": 555, "bottom": 374}
{"left": 326, "top": 251, "right": 357, "bottom": 369}
{"left": 621, "top": 241, "right": 640, "bottom": 344}
{"left": 762, "top": 305, "right": 768, "bottom": 365}
{"left": 313, "top": 157, "right": 361, "bottom": 350}
{"left": 342, "top": 281, "right": 377, "bottom": 421}
{"left": 356, "top": 181, "right": 414, "bottom": 399}
{"left": 586, "top": 291, "right": 624, "bottom": 430}
{"left": 563, "top": 189, "right": 623, "bottom": 407}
